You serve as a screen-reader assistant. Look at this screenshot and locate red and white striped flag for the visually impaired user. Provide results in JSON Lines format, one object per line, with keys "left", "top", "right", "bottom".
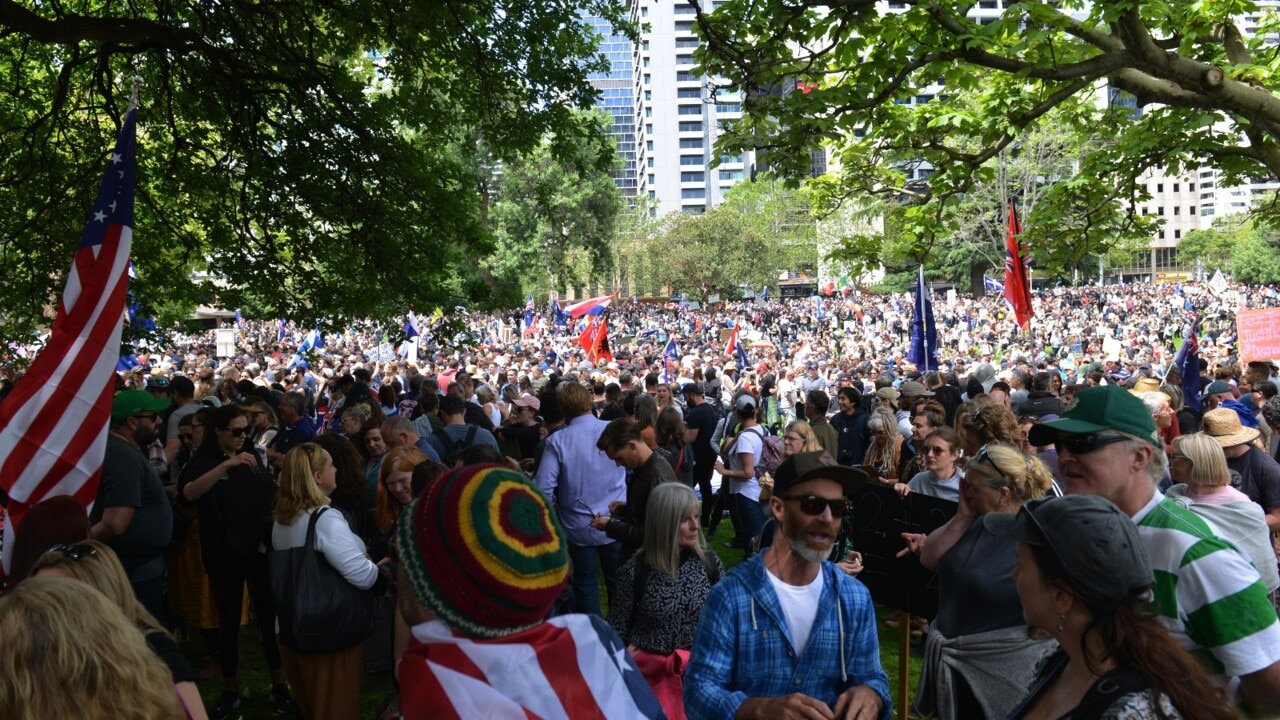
{"left": 398, "top": 614, "right": 665, "bottom": 720}
{"left": 0, "top": 106, "right": 137, "bottom": 572}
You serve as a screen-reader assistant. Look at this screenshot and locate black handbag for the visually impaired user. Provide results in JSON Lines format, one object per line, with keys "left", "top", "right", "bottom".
{"left": 270, "top": 506, "right": 374, "bottom": 654}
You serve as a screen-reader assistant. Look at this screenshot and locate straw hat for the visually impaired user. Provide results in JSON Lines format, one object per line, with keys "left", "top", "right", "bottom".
{"left": 1130, "top": 377, "right": 1162, "bottom": 395}
{"left": 1202, "top": 408, "right": 1261, "bottom": 448}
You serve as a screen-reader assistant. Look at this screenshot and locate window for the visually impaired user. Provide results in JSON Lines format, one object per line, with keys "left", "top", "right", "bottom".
{"left": 1157, "top": 206, "right": 1164, "bottom": 215}
{"left": 719, "top": 169, "right": 744, "bottom": 181}
{"left": 647, "top": 157, "right": 654, "bottom": 168}
{"left": 674, "top": 20, "right": 693, "bottom": 32}
{"left": 646, "top": 124, "right": 652, "bottom": 135}
{"left": 720, "top": 153, "right": 743, "bottom": 164}
{"left": 678, "top": 88, "right": 701, "bottom": 99}
{"left": 1173, "top": 183, "right": 1179, "bottom": 192}
{"left": 676, "top": 55, "right": 695, "bottom": 66}
{"left": 1157, "top": 183, "right": 1164, "bottom": 192}
{"left": 1190, "top": 183, "right": 1196, "bottom": 191}
{"left": 716, "top": 103, "right": 742, "bottom": 113}
{"left": 681, "top": 171, "right": 705, "bottom": 182}
{"left": 645, "top": 107, "right": 652, "bottom": 118}
{"left": 644, "top": 90, "right": 651, "bottom": 101}
{"left": 1190, "top": 205, "right": 1196, "bottom": 214}
{"left": 674, "top": 4, "right": 696, "bottom": 14}
{"left": 676, "top": 38, "right": 700, "bottom": 49}
{"left": 1158, "top": 230, "right": 1165, "bottom": 239}
{"left": 1174, "top": 229, "right": 1182, "bottom": 239}
{"left": 643, "top": 57, "right": 650, "bottom": 68}
{"left": 1201, "top": 206, "right": 1215, "bottom": 216}
{"left": 679, "top": 138, "right": 703, "bottom": 148}
{"left": 681, "top": 155, "right": 702, "bottom": 165}
{"left": 648, "top": 174, "right": 655, "bottom": 185}
{"left": 1173, "top": 206, "right": 1180, "bottom": 215}
{"left": 681, "top": 188, "right": 706, "bottom": 199}
{"left": 646, "top": 141, "right": 653, "bottom": 152}
{"left": 678, "top": 105, "right": 701, "bottom": 115}
{"left": 676, "top": 71, "right": 699, "bottom": 82}
{"left": 682, "top": 205, "right": 705, "bottom": 214}
{"left": 644, "top": 73, "right": 650, "bottom": 85}
{"left": 679, "top": 121, "right": 703, "bottom": 132}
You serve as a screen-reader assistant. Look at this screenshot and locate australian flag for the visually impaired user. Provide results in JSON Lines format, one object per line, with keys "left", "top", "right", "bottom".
{"left": 907, "top": 265, "right": 939, "bottom": 371}
{"left": 662, "top": 337, "right": 680, "bottom": 383}
{"left": 523, "top": 293, "right": 535, "bottom": 337}
{"left": 1174, "top": 319, "right": 1202, "bottom": 411}
{"left": 551, "top": 297, "right": 568, "bottom": 327}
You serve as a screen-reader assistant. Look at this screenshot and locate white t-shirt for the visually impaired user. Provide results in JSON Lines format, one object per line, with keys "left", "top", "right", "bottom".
{"left": 765, "top": 566, "right": 825, "bottom": 657}
{"left": 730, "top": 427, "right": 764, "bottom": 500}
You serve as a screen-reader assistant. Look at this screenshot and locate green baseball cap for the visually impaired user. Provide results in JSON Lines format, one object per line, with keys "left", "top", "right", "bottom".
{"left": 1027, "top": 385, "right": 1160, "bottom": 449}
{"left": 110, "top": 389, "right": 171, "bottom": 421}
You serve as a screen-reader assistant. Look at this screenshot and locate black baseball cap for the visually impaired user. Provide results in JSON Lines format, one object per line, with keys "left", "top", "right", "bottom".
{"left": 772, "top": 451, "right": 868, "bottom": 497}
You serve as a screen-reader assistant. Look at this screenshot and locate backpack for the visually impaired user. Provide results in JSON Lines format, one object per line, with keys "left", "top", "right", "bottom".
{"left": 431, "top": 425, "right": 478, "bottom": 466}
{"left": 740, "top": 426, "right": 784, "bottom": 481}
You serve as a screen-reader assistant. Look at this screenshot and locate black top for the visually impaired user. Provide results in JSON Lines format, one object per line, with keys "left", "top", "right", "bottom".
{"left": 146, "top": 629, "right": 200, "bottom": 683}
{"left": 178, "top": 449, "right": 276, "bottom": 572}
{"left": 604, "top": 452, "right": 676, "bottom": 557}
{"left": 1007, "top": 649, "right": 1178, "bottom": 720}
{"left": 684, "top": 402, "right": 721, "bottom": 463}
{"left": 91, "top": 435, "right": 173, "bottom": 574}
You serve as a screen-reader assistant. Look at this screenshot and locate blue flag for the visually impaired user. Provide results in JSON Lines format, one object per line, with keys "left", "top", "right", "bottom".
{"left": 907, "top": 265, "right": 939, "bottom": 371}
{"left": 403, "top": 311, "right": 420, "bottom": 339}
{"left": 663, "top": 337, "right": 680, "bottom": 383}
{"left": 983, "top": 274, "right": 1004, "bottom": 293}
{"left": 550, "top": 298, "right": 568, "bottom": 326}
{"left": 1174, "top": 322, "right": 1202, "bottom": 411}
{"left": 277, "top": 318, "right": 288, "bottom": 343}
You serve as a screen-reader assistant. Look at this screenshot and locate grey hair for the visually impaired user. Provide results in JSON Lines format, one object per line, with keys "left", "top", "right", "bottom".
{"left": 1116, "top": 430, "right": 1167, "bottom": 487}
{"left": 867, "top": 407, "right": 899, "bottom": 439}
{"left": 1139, "top": 391, "right": 1169, "bottom": 417}
{"left": 642, "top": 483, "right": 705, "bottom": 579}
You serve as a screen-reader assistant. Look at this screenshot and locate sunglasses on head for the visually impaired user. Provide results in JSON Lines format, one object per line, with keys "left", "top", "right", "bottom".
{"left": 971, "top": 445, "right": 1009, "bottom": 482}
{"left": 779, "top": 494, "right": 847, "bottom": 516}
{"left": 48, "top": 542, "right": 97, "bottom": 561}
{"left": 1054, "top": 433, "right": 1129, "bottom": 456}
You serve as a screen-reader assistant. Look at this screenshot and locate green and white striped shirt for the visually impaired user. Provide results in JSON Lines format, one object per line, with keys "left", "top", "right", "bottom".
{"left": 1133, "top": 493, "right": 1280, "bottom": 678}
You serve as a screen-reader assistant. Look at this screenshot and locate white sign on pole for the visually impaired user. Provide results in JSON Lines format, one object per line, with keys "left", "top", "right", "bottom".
{"left": 215, "top": 329, "right": 237, "bottom": 358}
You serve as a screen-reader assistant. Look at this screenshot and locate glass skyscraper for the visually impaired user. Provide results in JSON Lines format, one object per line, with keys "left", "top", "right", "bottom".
{"left": 586, "top": 15, "right": 638, "bottom": 197}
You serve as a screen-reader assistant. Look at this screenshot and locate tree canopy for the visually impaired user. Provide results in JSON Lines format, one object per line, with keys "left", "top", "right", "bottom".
{"left": 692, "top": 0, "right": 1280, "bottom": 276}
{"left": 0, "top": 0, "right": 629, "bottom": 343}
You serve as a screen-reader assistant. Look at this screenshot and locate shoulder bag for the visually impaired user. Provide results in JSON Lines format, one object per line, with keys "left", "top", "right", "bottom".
{"left": 270, "top": 506, "right": 374, "bottom": 654}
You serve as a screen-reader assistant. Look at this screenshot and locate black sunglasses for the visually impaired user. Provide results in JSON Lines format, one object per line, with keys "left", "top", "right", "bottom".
{"left": 1054, "top": 433, "right": 1129, "bottom": 456}
{"left": 971, "top": 445, "right": 1009, "bottom": 483}
{"left": 779, "top": 494, "right": 848, "bottom": 517}
{"left": 225, "top": 426, "right": 247, "bottom": 437}
{"left": 48, "top": 542, "right": 97, "bottom": 561}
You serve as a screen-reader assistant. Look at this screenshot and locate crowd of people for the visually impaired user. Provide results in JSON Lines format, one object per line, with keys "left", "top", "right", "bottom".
{"left": 1, "top": 277, "right": 1280, "bottom": 719}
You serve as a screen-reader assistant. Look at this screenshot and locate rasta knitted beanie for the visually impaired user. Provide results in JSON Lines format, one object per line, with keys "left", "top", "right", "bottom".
{"left": 398, "top": 463, "right": 569, "bottom": 638}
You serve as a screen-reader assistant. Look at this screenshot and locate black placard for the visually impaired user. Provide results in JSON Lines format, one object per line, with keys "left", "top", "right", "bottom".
{"left": 842, "top": 483, "right": 957, "bottom": 619}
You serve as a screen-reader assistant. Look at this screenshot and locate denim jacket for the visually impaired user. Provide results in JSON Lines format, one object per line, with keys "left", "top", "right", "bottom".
{"left": 684, "top": 554, "right": 892, "bottom": 719}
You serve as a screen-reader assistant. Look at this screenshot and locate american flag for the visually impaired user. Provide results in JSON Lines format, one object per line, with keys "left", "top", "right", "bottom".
{"left": 398, "top": 614, "right": 664, "bottom": 720}
{"left": 0, "top": 107, "right": 138, "bottom": 571}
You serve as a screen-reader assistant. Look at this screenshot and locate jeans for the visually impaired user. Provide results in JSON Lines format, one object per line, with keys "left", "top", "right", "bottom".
{"left": 692, "top": 458, "right": 716, "bottom": 528}
{"left": 567, "top": 541, "right": 621, "bottom": 617}
{"left": 734, "top": 494, "right": 765, "bottom": 555}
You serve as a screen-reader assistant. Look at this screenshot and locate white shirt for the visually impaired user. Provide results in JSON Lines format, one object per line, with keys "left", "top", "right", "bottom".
{"left": 730, "top": 427, "right": 764, "bottom": 500}
{"left": 272, "top": 506, "right": 379, "bottom": 590}
{"left": 766, "top": 566, "right": 825, "bottom": 656}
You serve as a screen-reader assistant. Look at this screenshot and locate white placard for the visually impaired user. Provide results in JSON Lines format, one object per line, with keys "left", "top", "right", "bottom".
{"left": 215, "top": 329, "right": 237, "bottom": 358}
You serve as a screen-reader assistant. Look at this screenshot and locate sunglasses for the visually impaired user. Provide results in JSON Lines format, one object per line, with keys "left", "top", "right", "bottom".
{"left": 225, "top": 426, "right": 247, "bottom": 437}
{"left": 1054, "top": 433, "right": 1129, "bottom": 456}
{"left": 779, "top": 494, "right": 848, "bottom": 517}
{"left": 48, "top": 542, "right": 97, "bottom": 561}
{"left": 971, "top": 445, "right": 1010, "bottom": 482}
{"left": 923, "top": 445, "right": 951, "bottom": 455}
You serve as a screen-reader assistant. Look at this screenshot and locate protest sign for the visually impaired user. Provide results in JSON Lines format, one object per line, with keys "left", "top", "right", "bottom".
{"left": 1237, "top": 308, "right": 1280, "bottom": 362}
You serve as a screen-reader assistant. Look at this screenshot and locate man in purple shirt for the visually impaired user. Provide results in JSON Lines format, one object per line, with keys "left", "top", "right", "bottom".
{"left": 534, "top": 380, "right": 627, "bottom": 616}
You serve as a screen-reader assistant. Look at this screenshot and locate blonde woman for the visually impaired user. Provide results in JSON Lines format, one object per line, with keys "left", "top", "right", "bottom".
{"left": 31, "top": 541, "right": 207, "bottom": 719}
{"left": 272, "top": 443, "right": 385, "bottom": 720}
{"left": 863, "top": 406, "right": 904, "bottom": 482}
{"left": 0, "top": 576, "right": 187, "bottom": 719}
{"left": 899, "top": 444, "right": 1056, "bottom": 719}
{"left": 1166, "top": 433, "right": 1280, "bottom": 595}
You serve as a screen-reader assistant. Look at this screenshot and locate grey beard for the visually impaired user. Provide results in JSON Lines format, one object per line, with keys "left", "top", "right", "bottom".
{"left": 785, "top": 532, "right": 829, "bottom": 564}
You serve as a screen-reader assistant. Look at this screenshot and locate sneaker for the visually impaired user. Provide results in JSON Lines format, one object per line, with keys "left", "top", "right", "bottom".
{"left": 210, "top": 692, "right": 242, "bottom": 720}
{"left": 268, "top": 684, "right": 296, "bottom": 717}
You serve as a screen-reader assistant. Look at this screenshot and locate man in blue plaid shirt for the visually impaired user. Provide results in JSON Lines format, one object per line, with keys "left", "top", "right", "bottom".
{"left": 685, "top": 451, "right": 891, "bottom": 720}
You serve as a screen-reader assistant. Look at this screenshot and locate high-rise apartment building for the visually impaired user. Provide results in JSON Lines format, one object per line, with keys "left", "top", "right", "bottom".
{"left": 586, "top": 14, "right": 639, "bottom": 198}
{"left": 630, "top": 0, "right": 749, "bottom": 216}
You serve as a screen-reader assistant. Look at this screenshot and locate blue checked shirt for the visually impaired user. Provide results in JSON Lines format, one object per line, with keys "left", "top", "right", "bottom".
{"left": 684, "top": 555, "right": 892, "bottom": 719}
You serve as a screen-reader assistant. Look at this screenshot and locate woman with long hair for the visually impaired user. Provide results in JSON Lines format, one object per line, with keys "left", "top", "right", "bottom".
{"left": 991, "top": 495, "right": 1236, "bottom": 720}
{"left": 635, "top": 392, "right": 660, "bottom": 449}
{"left": 897, "top": 426, "right": 963, "bottom": 502}
{"left": 655, "top": 406, "right": 694, "bottom": 487}
{"left": 0, "top": 577, "right": 188, "bottom": 719}
{"left": 311, "top": 433, "right": 373, "bottom": 540}
{"left": 899, "top": 444, "right": 1057, "bottom": 719}
{"left": 371, "top": 446, "right": 428, "bottom": 561}
{"left": 31, "top": 540, "right": 207, "bottom": 718}
{"left": 178, "top": 404, "right": 293, "bottom": 717}
{"left": 272, "top": 444, "right": 383, "bottom": 720}
{"left": 243, "top": 398, "right": 279, "bottom": 449}
{"left": 655, "top": 383, "right": 682, "bottom": 418}
{"left": 607, "top": 483, "right": 723, "bottom": 720}
{"left": 863, "top": 406, "right": 904, "bottom": 482}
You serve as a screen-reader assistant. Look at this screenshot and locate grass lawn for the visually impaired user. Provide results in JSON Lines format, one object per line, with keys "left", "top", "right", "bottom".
{"left": 181, "top": 531, "right": 924, "bottom": 719}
